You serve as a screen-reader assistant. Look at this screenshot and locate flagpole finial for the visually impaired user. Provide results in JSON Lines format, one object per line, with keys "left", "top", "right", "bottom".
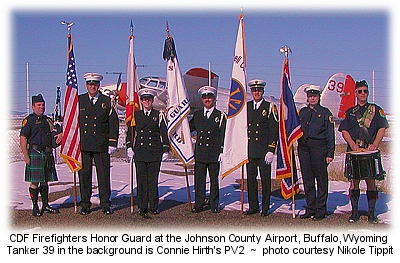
{"left": 279, "top": 45, "right": 291, "bottom": 58}
{"left": 61, "top": 21, "right": 75, "bottom": 33}
{"left": 130, "top": 20, "right": 133, "bottom": 35}
{"left": 239, "top": 7, "right": 245, "bottom": 20}
{"left": 165, "top": 20, "right": 171, "bottom": 37}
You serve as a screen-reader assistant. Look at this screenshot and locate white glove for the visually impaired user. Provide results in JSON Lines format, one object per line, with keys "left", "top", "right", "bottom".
{"left": 218, "top": 153, "right": 223, "bottom": 163}
{"left": 265, "top": 152, "right": 274, "bottom": 165}
{"left": 162, "top": 152, "right": 169, "bottom": 161}
{"left": 126, "top": 148, "right": 134, "bottom": 159}
{"left": 108, "top": 146, "right": 117, "bottom": 155}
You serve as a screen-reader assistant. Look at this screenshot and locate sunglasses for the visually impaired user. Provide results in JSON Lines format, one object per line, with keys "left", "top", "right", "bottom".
{"left": 357, "top": 89, "right": 369, "bottom": 94}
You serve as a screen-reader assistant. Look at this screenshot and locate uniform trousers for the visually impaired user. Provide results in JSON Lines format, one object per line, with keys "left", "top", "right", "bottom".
{"left": 135, "top": 160, "right": 161, "bottom": 213}
{"left": 246, "top": 158, "right": 271, "bottom": 213}
{"left": 79, "top": 151, "right": 111, "bottom": 209}
{"left": 298, "top": 138, "right": 329, "bottom": 217}
{"left": 193, "top": 161, "right": 220, "bottom": 210}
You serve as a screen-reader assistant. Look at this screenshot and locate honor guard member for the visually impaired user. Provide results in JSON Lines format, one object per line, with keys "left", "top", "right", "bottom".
{"left": 298, "top": 85, "right": 335, "bottom": 221}
{"left": 246, "top": 79, "right": 279, "bottom": 216}
{"left": 339, "top": 80, "right": 389, "bottom": 223}
{"left": 189, "top": 86, "right": 226, "bottom": 213}
{"left": 20, "top": 94, "right": 63, "bottom": 216}
{"left": 126, "top": 88, "right": 170, "bottom": 218}
{"left": 78, "top": 72, "right": 119, "bottom": 215}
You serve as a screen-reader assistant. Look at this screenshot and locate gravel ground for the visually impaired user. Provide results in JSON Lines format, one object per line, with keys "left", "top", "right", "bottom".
{"left": 10, "top": 198, "right": 390, "bottom": 231}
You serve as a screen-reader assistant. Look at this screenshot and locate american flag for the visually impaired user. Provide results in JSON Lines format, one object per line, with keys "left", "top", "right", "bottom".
{"left": 60, "top": 34, "right": 82, "bottom": 172}
{"left": 276, "top": 57, "right": 303, "bottom": 199}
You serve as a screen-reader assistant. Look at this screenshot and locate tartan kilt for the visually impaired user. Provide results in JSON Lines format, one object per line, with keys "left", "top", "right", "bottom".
{"left": 24, "top": 149, "right": 58, "bottom": 182}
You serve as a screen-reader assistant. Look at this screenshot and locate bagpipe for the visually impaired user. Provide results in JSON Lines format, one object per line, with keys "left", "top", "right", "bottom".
{"left": 51, "top": 86, "right": 63, "bottom": 148}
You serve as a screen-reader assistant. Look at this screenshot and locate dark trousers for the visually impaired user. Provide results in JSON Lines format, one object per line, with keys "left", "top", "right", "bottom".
{"left": 135, "top": 160, "right": 161, "bottom": 212}
{"left": 246, "top": 158, "right": 271, "bottom": 213}
{"left": 298, "top": 139, "right": 329, "bottom": 217}
{"left": 79, "top": 151, "right": 111, "bottom": 209}
{"left": 193, "top": 161, "right": 220, "bottom": 210}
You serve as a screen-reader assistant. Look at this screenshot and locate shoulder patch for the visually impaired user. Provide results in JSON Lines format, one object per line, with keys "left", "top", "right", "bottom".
{"left": 22, "top": 118, "right": 28, "bottom": 127}
{"left": 329, "top": 115, "right": 334, "bottom": 124}
{"left": 379, "top": 109, "right": 386, "bottom": 118}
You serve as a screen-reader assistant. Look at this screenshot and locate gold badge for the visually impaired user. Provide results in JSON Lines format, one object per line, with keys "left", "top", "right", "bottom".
{"left": 262, "top": 109, "right": 267, "bottom": 116}
{"left": 101, "top": 102, "right": 106, "bottom": 109}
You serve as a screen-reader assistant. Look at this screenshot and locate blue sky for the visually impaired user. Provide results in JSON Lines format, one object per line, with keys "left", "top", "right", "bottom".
{"left": 9, "top": 3, "right": 392, "bottom": 114}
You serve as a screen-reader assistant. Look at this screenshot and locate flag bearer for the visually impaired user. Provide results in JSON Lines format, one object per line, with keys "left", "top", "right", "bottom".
{"left": 298, "top": 85, "right": 335, "bottom": 221}
{"left": 246, "top": 79, "right": 279, "bottom": 216}
{"left": 189, "top": 86, "right": 226, "bottom": 213}
{"left": 20, "top": 94, "right": 63, "bottom": 216}
{"left": 126, "top": 89, "right": 170, "bottom": 218}
{"left": 78, "top": 72, "right": 119, "bottom": 215}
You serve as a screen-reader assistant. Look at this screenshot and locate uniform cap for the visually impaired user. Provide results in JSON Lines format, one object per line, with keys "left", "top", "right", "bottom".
{"left": 304, "top": 84, "right": 321, "bottom": 95}
{"left": 248, "top": 79, "right": 266, "bottom": 90}
{"left": 83, "top": 72, "right": 103, "bottom": 83}
{"left": 32, "top": 94, "right": 45, "bottom": 104}
{"left": 198, "top": 86, "right": 216, "bottom": 98}
{"left": 138, "top": 88, "right": 157, "bottom": 98}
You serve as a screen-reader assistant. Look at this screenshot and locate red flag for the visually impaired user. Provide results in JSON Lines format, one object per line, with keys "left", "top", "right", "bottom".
{"left": 60, "top": 34, "right": 82, "bottom": 172}
{"left": 125, "top": 23, "right": 140, "bottom": 127}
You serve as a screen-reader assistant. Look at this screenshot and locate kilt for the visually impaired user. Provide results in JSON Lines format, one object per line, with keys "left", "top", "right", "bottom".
{"left": 24, "top": 148, "right": 58, "bottom": 182}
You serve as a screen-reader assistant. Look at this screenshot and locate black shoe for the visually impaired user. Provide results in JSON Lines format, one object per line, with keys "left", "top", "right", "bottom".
{"left": 368, "top": 215, "right": 378, "bottom": 224}
{"left": 245, "top": 209, "right": 260, "bottom": 215}
{"left": 32, "top": 204, "right": 41, "bottom": 217}
{"left": 42, "top": 204, "right": 60, "bottom": 214}
{"left": 79, "top": 208, "right": 91, "bottom": 215}
{"left": 348, "top": 212, "right": 360, "bottom": 223}
{"left": 211, "top": 208, "right": 220, "bottom": 213}
{"left": 261, "top": 210, "right": 270, "bottom": 217}
{"left": 191, "top": 207, "right": 203, "bottom": 213}
{"left": 139, "top": 211, "right": 150, "bottom": 218}
{"left": 149, "top": 209, "right": 160, "bottom": 215}
{"left": 312, "top": 216, "right": 325, "bottom": 221}
{"left": 300, "top": 212, "right": 315, "bottom": 219}
{"left": 102, "top": 208, "right": 114, "bottom": 215}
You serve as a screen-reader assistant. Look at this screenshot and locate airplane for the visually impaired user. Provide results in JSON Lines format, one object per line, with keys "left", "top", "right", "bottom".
{"left": 99, "top": 68, "right": 355, "bottom": 121}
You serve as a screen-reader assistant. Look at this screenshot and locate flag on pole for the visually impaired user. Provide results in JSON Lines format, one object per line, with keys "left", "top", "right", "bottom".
{"left": 125, "top": 21, "right": 141, "bottom": 127}
{"left": 60, "top": 33, "right": 82, "bottom": 172}
{"left": 163, "top": 29, "right": 194, "bottom": 165}
{"left": 276, "top": 57, "right": 303, "bottom": 198}
{"left": 220, "top": 14, "right": 249, "bottom": 178}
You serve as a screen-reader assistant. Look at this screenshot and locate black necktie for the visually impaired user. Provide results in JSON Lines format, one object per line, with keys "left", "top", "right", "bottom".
{"left": 91, "top": 97, "right": 95, "bottom": 105}
{"left": 205, "top": 110, "right": 209, "bottom": 119}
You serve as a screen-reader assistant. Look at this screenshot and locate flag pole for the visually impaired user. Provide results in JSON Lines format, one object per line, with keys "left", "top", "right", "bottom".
{"left": 130, "top": 154, "right": 135, "bottom": 213}
{"left": 184, "top": 165, "right": 192, "bottom": 210}
{"left": 73, "top": 171, "right": 78, "bottom": 214}
{"left": 290, "top": 149, "right": 296, "bottom": 218}
{"left": 240, "top": 165, "right": 244, "bottom": 213}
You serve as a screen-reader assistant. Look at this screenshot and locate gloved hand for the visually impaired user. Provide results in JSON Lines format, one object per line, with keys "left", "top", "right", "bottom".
{"left": 126, "top": 148, "right": 134, "bottom": 159}
{"left": 218, "top": 153, "right": 223, "bottom": 163}
{"left": 162, "top": 152, "right": 169, "bottom": 161}
{"left": 265, "top": 152, "right": 274, "bottom": 165}
{"left": 108, "top": 146, "right": 117, "bottom": 155}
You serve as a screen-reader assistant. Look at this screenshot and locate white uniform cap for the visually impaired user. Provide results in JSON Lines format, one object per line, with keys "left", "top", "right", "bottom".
{"left": 138, "top": 88, "right": 157, "bottom": 98}
{"left": 304, "top": 84, "right": 321, "bottom": 94}
{"left": 248, "top": 79, "right": 266, "bottom": 89}
{"left": 83, "top": 72, "right": 103, "bottom": 83}
{"left": 198, "top": 86, "right": 216, "bottom": 97}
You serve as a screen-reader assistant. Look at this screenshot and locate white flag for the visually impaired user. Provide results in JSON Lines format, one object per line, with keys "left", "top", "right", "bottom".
{"left": 221, "top": 14, "right": 249, "bottom": 178}
{"left": 164, "top": 37, "right": 194, "bottom": 165}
